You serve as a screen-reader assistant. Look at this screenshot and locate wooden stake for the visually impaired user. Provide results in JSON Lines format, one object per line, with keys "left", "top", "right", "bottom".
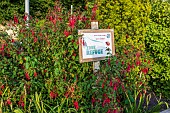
{"left": 91, "top": 21, "right": 100, "bottom": 73}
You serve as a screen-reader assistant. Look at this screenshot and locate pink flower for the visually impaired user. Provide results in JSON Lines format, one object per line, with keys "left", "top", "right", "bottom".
{"left": 74, "top": 101, "right": 79, "bottom": 110}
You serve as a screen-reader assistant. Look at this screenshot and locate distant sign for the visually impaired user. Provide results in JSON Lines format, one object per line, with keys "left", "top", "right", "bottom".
{"left": 78, "top": 29, "right": 115, "bottom": 63}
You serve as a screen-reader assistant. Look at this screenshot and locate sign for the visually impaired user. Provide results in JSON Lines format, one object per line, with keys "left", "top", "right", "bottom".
{"left": 78, "top": 29, "right": 115, "bottom": 63}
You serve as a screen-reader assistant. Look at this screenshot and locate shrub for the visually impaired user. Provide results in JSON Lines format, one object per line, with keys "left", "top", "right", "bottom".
{"left": 145, "top": 0, "right": 170, "bottom": 97}
{"left": 96, "top": 0, "right": 151, "bottom": 48}
{"left": 0, "top": 1, "right": 97, "bottom": 112}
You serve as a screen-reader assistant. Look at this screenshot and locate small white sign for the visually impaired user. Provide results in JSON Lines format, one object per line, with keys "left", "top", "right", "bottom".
{"left": 78, "top": 29, "right": 115, "bottom": 63}
{"left": 82, "top": 32, "right": 112, "bottom": 59}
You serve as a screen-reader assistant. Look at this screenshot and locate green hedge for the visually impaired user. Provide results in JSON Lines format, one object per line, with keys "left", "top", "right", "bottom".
{"left": 96, "top": 0, "right": 170, "bottom": 97}
{"left": 145, "top": 0, "right": 170, "bottom": 97}
{"left": 96, "top": 0, "right": 151, "bottom": 48}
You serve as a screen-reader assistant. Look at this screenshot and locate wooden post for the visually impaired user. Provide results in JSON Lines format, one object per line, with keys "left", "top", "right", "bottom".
{"left": 91, "top": 21, "right": 100, "bottom": 73}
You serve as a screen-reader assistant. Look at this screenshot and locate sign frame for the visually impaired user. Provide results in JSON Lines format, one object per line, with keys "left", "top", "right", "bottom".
{"left": 78, "top": 29, "right": 115, "bottom": 63}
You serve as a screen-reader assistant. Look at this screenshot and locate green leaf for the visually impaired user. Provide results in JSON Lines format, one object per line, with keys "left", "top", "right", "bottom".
{"left": 14, "top": 109, "right": 23, "bottom": 113}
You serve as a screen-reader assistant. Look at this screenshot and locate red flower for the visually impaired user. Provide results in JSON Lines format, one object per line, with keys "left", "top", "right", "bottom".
{"left": 18, "top": 100, "right": 24, "bottom": 108}
{"left": 72, "top": 53, "right": 76, "bottom": 57}
{"left": 0, "top": 91, "right": 2, "bottom": 96}
{"left": 141, "top": 68, "right": 148, "bottom": 75}
{"left": 113, "top": 109, "right": 118, "bottom": 113}
{"left": 69, "top": 17, "right": 76, "bottom": 29}
{"left": 136, "top": 51, "right": 140, "bottom": 58}
{"left": 136, "top": 60, "right": 141, "bottom": 66}
{"left": 126, "top": 34, "right": 129, "bottom": 39}
{"left": 108, "top": 58, "right": 111, "bottom": 66}
{"left": 148, "top": 60, "right": 150, "bottom": 64}
{"left": 24, "top": 15, "right": 27, "bottom": 21}
{"left": 34, "top": 37, "right": 38, "bottom": 43}
{"left": 49, "top": 16, "right": 53, "bottom": 21}
{"left": 14, "top": 16, "right": 18, "bottom": 24}
{"left": 131, "top": 64, "right": 134, "bottom": 69}
{"left": 121, "top": 84, "right": 125, "bottom": 91}
{"left": 106, "top": 41, "right": 110, "bottom": 46}
{"left": 113, "top": 83, "right": 118, "bottom": 91}
{"left": 107, "top": 109, "right": 111, "bottom": 113}
{"left": 44, "top": 70, "right": 47, "bottom": 73}
{"left": 0, "top": 44, "right": 5, "bottom": 51}
{"left": 102, "top": 97, "right": 110, "bottom": 107}
{"left": 31, "top": 30, "right": 35, "bottom": 36}
{"left": 12, "top": 39, "right": 15, "bottom": 43}
{"left": 52, "top": 18, "right": 57, "bottom": 25}
{"left": 102, "top": 83, "right": 105, "bottom": 88}
{"left": 25, "top": 72, "right": 30, "bottom": 81}
{"left": 50, "top": 91, "right": 58, "bottom": 99}
{"left": 64, "top": 92, "right": 69, "bottom": 98}
{"left": 74, "top": 101, "right": 79, "bottom": 110}
{"left": 34, "top": 71, "right": 37, "bottom": 77}
{"left": 1, "top": 84, "right": 4, "bottom": 89}
{"left": 91, "top": 97, "right": 95, "bottom": 106}
{"left": 82, "top": 16, "right": 88, "bottom": 22}
{"left": 126, "top": 64, "right": 131, "bottom": 72}
{"left": 92, "top": 4, "right": 97, "bottom": 14}
{"left": 64, "top": 30, "right": 70, "bottom": 37}
{"left": 115, "top": 78, "right": 121, "bottom": 83}
{"left": 6, "top": 99, "right": 12, "bottom": 105}
{"left": 109, "top": 79, "right": 113, "bottom": 87}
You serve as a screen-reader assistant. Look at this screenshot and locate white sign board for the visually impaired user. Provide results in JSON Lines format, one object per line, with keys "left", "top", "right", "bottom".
{"left": 78, "top": 29, "right": 115, "bottom": 63}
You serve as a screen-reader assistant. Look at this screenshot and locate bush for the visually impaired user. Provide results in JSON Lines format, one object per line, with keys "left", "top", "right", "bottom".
{"left": 0, "top": 1, "right": 97, "bottom": 112}
{"left": 96, "top": 0, "right": 151, "bottom": 48}
{"left": 145, "top": 0, "right": 170, "bottom": 97}
{"left": 0, "top": 0, "right": 55, "bottom": 23}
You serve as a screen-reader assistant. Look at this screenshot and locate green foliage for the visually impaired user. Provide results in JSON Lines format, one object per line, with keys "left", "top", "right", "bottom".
{"left": 60, "top": 0, "right": 87, "bottom": 11}
{"left": 96, "top": 0, "right": 151, "bottom": 48}
{"left": 0, "top": 0, "right": 55, "bottom": 23}
{"left": 0, "top": 2, "right": 96, "bottom": 112}
{"left": 145, "top": 0, "right": 170, "bottom": 97}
